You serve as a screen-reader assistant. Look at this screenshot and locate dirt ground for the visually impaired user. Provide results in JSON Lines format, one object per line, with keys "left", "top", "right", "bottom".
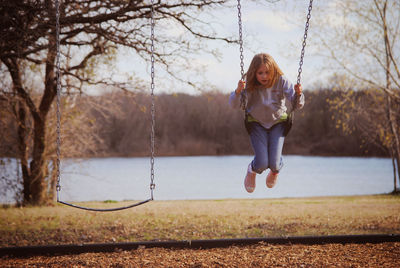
{"left": 2, "top": 196, "right": 399, "bottom": 267}
{"left": 1, "top": 242, "right": 399, "bottom": 267}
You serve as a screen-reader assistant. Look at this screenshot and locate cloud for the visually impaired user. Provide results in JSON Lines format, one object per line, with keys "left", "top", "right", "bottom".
{"left": 245, "top": 10, "right": 295, "bottom": 32}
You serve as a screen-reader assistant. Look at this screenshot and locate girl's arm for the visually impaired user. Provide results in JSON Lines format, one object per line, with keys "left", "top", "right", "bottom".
{"left": 282, "top": 76, "right": 305, "bottom": 111}
{"left": 229, "top": 80, "right": 245, "bottom": 109}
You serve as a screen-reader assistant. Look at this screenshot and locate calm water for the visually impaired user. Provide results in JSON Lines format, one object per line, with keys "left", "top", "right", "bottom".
{"left": 0, "top": 156, "right": 395, "bottom": 203}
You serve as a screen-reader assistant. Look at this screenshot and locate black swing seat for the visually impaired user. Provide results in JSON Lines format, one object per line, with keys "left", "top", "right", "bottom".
{"left": 57, "top": 198, "right": 152, "bottom": 212}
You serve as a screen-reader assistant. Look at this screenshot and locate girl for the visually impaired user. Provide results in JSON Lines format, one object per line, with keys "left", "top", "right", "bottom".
{"left": 229, "top": 53, "right": 304, "bottom": 193}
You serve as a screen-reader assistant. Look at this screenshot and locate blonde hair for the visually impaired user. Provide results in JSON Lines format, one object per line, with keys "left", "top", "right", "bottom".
{"left": 245, "top": 53, "right": 283, "bottom": 91}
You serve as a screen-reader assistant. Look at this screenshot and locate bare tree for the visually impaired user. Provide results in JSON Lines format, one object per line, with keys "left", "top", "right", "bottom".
{"left": 0, "top": 0, "right": 255, "bottom": 205}
{"left": 313, "top": 0, "right": 400, "bottom": 192}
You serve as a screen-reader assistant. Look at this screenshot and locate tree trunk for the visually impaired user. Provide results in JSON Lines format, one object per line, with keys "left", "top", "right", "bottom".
{"left": 29, "top": 116, "right": 47, "bottom": 205}
{"left": 27, "top": 28, "right": 59, "bottom": 205}
{"left": 387, "top": 98, "right": 400, "bottom": 192}
{"left": 396, "top": 151, "right": 400, "bottom": 192}
{"left": 49, "top": 158, "right": 58, "bottom": 201}
{"left": 382, "top": 0, "right": 400, "bottom": 192}
{"left": 392, "top": 155, "right": 398, "bottom": 192}
{"left": 16, "top": 100, "right": 31, "bottom": 203}
{"left": 2, "top": 53, "right": 56, "bottom": 205}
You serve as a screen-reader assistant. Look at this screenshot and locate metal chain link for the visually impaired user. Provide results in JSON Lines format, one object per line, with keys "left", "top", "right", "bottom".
{"left": 150, "top": 0, "right": 156, "bottom": 200}
{"left": 237, "top": 0, "right": 244, "bottom": 79}
{"left": 296, "top": 0, "right": 313, "bottom": 86}
{"left": 237, "top": 0, "right": 247, "bottom": 110}
{"left": 55, "top": 0, "right": 62, "bottom": 201}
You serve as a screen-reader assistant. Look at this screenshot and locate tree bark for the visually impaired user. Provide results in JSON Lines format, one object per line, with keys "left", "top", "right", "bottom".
{"left": 387, "top": 96, "right": 400, "bottom": 192}
{"left": 16, "top": 100, "right": 31, "bottom": 203}
{"left": 1, "top": 51, "right": 56, "bottom": 205}
{"left": 28, "top": 29, "right": 58, "bottom": 205}
{"left": 382, "top": 0, "right": 400, "bottom": 193}
{"left": 397, "top": 157, "right": 400, "bottom": 192}
{"left": 391, "top": 154, "right": 398, "bottom": 192}
{"left": 29, "top": 118, "right": 47, "bottom": 205}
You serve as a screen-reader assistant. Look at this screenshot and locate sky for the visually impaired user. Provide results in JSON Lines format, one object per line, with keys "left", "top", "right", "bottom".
{"left": 114, "top": 0, "right": 327, "bottom": 95}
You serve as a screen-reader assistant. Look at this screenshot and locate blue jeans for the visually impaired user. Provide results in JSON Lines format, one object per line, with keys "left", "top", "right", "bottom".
{"left": 247, "top": 121, "right": 285, "bottom": 174}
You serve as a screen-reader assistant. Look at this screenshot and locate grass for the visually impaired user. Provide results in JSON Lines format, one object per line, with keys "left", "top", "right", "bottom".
{"left": 1, "top": 194, "right": 399, "bottom": 247}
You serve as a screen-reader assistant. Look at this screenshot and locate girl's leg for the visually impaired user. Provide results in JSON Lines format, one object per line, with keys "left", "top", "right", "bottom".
{"left": 267, "top": 122, "right": 285, "bottom": 173}
{"left": 248, "top": 122, "right": 269, "bottom": 174}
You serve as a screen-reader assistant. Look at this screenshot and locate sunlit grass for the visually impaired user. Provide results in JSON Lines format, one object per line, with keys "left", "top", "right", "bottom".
{"left": 1, "top": 195, "right": 399, "bottom": 247}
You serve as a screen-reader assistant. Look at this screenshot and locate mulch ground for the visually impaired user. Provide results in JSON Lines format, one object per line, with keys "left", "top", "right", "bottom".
{"left": 1, "top": 242, "right": 399, "bottom": 267}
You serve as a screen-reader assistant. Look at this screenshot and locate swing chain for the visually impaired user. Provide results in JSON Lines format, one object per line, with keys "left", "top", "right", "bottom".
{"left": 150, "top": 0, "right": 156, "bottom": 199}
{"left": 237, "top": 1, "right": 244, "bottom": 79}
{"left": 55, "top": 0, "right": 62, "bottom": 198}
{"left": 237, "top": 0, "right": 247, "bottom": 110}
{"left": 296, "top": 0, "right": 313, "bottom": 86}
{"left": 53, "top": 0, "right": 155, "bottom": 210}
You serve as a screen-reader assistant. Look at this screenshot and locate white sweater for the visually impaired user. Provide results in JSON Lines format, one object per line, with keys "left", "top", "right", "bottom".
{"left": 229, "top": 75, "right": 305, "bottom": 129}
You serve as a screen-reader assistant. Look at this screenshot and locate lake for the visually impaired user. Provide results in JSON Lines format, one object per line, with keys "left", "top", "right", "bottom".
{"left": 1, "top": 155, "right": 395, "bottom": 203}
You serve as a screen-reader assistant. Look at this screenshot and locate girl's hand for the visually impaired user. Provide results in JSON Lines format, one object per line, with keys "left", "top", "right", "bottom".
{"left": 294, "top": 84, "right": 302, "bottom": 95}
{"left": 235, "top": 80, "right": 246, "bottom": 94}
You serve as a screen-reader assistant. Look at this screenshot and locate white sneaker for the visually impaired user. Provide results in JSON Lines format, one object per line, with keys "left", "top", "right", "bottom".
{"left": 244, "top": 164, "right": 256, "bottom": 193}
{"left": 266, "top": 171, "right": 279, "bottom": 188}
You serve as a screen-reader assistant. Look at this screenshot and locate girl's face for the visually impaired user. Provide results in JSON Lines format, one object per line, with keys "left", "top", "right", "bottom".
{"left": 256, "top": 64, "right": 271, "bottom": 87}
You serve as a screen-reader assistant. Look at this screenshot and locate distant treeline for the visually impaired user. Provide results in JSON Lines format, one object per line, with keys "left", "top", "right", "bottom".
{"left": 0, "top": 89, "right": 388, "bottom": 158}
